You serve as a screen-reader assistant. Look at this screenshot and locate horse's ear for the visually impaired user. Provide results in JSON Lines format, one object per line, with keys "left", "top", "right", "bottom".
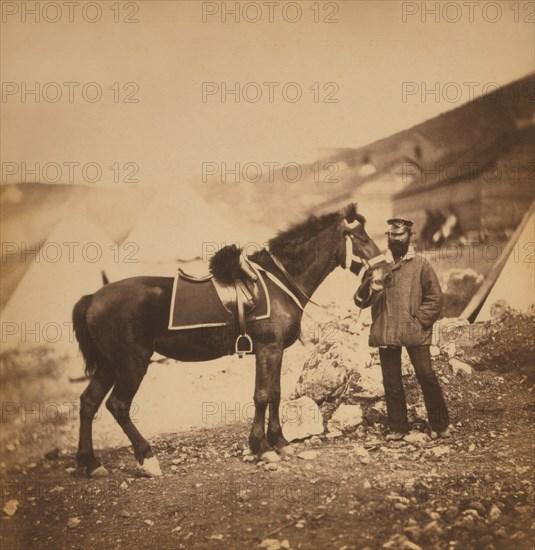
{"left": 344, "top": 203, "right": 358, "bottom": 222}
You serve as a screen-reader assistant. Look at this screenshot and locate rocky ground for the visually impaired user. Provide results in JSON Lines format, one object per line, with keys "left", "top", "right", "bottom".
{"left": 1, "top": 305, "right": 534, "bottom": 550}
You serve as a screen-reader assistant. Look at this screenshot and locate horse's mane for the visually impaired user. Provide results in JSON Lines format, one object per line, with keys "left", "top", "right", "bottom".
{"left": 269, "top": 211, "right": 366, "bottom": 249}
{"left": 249, "top": 210, "right": 366, "bottom": 268}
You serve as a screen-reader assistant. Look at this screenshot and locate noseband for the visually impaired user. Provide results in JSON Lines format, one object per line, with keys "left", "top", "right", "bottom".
{"left": 344, "top": 236, "right": 386, "bottom": 271}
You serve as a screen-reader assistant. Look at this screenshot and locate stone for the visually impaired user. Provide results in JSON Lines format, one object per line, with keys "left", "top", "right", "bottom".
{"left": 430, "top": 346, "right": 440, "bottom": 357}
{"left": 258, "top": 539, "right": 282, "bottom": 550}
{"left": 351, "top": 363, "right": 385, "bottom": 399}
{"left": 328, "top": 404, "right": 363, "bottom": 432}
{"left": 428, "top": 445, "right": 450, "bottom": 458}
{"left": 67, "top": 517, "right": 81, "bottom": 529}
{"left": 382, "top": 533, "right": 422, "bottom": 549}
{"left": 404, "top": 432, "right": 430, "bottom": 445}
{"left": 403, "top": 525, "right": 422, "bottom": 542}
{"left": 488, "top": 504, "right": 502, "bottom": 523}
{"left": 281, "top": 396, "right": 324, "bottom": 442}
{"left": 2, "top": 500, "right": 19, "bottom": 517}
{"left": 423, "top": 520, "right": 443, "bottom": 537}
{"left": 449, "top": 358, "right": 473, "bottom": 377}
{"left": 446, "top": 342, "right": 456, "bottom": 357}
{"left": 297, "top": 450, "right": 319, "bottom": 460}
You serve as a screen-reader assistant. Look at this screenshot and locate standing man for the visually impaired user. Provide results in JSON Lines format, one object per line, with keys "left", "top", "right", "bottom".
{"left": 354, "top": 218, "right": 450, "bottom": 440}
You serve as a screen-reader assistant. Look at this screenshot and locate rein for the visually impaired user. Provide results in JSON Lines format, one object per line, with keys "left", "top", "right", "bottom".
{"left": 267, "top": 250, "right": 323, "bottom": 308}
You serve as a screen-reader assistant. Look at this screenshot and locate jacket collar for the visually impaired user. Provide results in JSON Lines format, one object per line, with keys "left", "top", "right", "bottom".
{"left": 385, "top": 244, "right": 416, "bottom": 265}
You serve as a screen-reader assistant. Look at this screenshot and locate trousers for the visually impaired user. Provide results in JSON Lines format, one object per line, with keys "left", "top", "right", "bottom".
{"left": 379, "top": 345, "right": 450, "bottom": 433}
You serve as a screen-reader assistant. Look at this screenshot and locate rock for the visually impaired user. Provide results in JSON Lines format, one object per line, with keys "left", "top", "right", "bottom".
{"left": 430, "top": 346, "right": 440, "bottom": 357}
{"left": 446, "top": 342, "right": 457, "bottom": 357}
{"left": 280, "top": 541, "right": 290, "bottom": 550}
{"left": 403, "top": 525, "right": 422, "bottom": 542}
{"left": 395, "top": 502, "right": 408, "bottom": 511}
{"left": 382, "top": 533, "right": 422, "bottom": 549}
{"left": 144, "top": 519, "right": 154, "bottom": 527}
{"left": 281, "top": 396, "right": 324, "bottom": 442}
{"left": 488, "top": 504, "right": 502, "bottom": 523}
{"left": 297, "top": 450, "right": 319, "bottom": 460}
{"left": 120, "top": 481, "right": 128, "bottom": 490}
{"left": 363, "top": 480, "right": 372, "bottom": 489}
{"left": 264, "top": 463, "right": 279, "bottom": 471}
{"left": 352, "top": 445, "right": 371, "bottom": 464}
{"left": 428, "top": 445, "right": 450, "bottom": 458}
{"left": 119, "top": 510, "right": 131, "bottom": 518}
{"left": 449, "top": 358, "right": 473, "bottom": 377}
{"left": 67, "top": 517, "right": 81, "bottom": 529}
{"left": 327, "top": 403, "right": 363, "bottom": 431}
{"left": 423, "top": 520, "right": 443, "bottom": 537}
{"left": 293, "top": 341, "right": 350, "bottom": 401}
{"left": 326, "top": 430, "right": 343, "bottom": 439}
{"left": 327, "top": 404, "right": 363, "bottom": 432}
{"left": 2, "top": 500, "right": 19, "bottom": 517}
{"left": 352, "top": 363, "right": 385, "bottom": 399}
{"left": 258, "top": 539, "right": 282, "bottom": 550}
{"left": 243, "top": 455, "right": 255, "bottom": 463}
{"left": 404, "top": 432, "right": 430, "bottom": 445}
{"left": 44, "top": 448, "right": 60, "bottom": 460}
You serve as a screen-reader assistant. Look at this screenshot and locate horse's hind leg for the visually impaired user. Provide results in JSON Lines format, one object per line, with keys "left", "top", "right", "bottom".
{"left": 105, "top": 359, "right": 161, "bottom": 476}
{"left": 77, "top": 366, "right": 116, "bottom": 477}
{"left": 266, "top": 354, "right": 290, "bottom": 453}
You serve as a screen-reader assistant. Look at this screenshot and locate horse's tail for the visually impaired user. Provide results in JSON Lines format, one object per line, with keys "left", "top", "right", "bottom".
{"left": 72, "top": 294, "right": 99, "bottom": 378}
{"left": 101, "top": 270, "right": 109, "bottom": 285}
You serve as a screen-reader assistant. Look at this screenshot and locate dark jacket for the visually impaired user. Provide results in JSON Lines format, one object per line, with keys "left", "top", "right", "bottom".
{"left": 355, "top": 248, "right": 443, "bottom": 347}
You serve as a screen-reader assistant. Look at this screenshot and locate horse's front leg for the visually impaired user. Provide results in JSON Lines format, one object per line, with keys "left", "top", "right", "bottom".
{"left": 249, "top": 343, "right": 282, "bottom": 463}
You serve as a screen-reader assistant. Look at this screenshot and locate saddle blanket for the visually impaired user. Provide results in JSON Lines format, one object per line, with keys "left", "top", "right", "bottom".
{"left": 168, "top": 265, "right": 270, "bottom": 331}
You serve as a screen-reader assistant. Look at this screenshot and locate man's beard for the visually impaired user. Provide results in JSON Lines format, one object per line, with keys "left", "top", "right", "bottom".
{"left": 388, "top": 240, "right": 409, "bottom": 258}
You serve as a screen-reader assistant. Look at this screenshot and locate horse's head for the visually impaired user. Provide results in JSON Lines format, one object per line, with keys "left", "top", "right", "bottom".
{"left": 338, "top": 203, "right": 392, "bottom": 290}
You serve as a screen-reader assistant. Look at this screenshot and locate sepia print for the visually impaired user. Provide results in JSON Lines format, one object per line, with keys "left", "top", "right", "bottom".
{"left": 1, "top": 1, "right": 534, "bottom": 549}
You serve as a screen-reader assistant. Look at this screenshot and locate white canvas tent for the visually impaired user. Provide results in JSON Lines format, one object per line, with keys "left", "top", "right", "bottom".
{"left": 1, "top": 206, "right": 115, "bottom": 352}
{"left": 125, "top": 185, "right": 272, "bottom": 264}
{"left": 462, "top": 202, "right": 535, "bottom": 322}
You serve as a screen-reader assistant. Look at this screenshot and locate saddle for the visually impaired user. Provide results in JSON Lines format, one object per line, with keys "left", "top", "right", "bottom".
{"left": 169, "top": 254, "right": 269, "bottom": 357}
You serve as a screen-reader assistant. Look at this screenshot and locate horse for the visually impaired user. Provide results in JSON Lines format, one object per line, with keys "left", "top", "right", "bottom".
{"left": 72, "top": 203, "right": 392, "bottom": 477}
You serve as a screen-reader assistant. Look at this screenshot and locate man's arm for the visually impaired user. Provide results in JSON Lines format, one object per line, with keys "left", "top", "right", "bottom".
{"left": 414, "top": 262, "right": 443, "bottom": 328}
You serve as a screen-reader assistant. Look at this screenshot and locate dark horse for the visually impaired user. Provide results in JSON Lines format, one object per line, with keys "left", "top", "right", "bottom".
{"left": 73, "top": 203, "right": 392, "bottom": 477}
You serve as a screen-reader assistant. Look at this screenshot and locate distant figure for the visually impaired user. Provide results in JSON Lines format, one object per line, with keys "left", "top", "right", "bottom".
{"left": 421, "top": 209, "right": 446, "bottom": 247}
{"left": 354, "top": 218, "right": 451, "bottom": 440}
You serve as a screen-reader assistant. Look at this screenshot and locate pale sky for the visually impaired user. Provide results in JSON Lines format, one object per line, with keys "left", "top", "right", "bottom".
{"left": 1, "top": 0, "right": 533, "bottom": 187}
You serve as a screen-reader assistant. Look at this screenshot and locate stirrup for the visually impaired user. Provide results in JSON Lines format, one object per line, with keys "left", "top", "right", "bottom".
{"left": 235, "top": 334, "right": 253, "bottom": 358}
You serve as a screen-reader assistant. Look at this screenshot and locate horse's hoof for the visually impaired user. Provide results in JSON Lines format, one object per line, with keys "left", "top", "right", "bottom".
{"left": 260, "top": 451, "right": 281, "bottom": 463}
{"left": 139, "top": 456, "right": 162, "bottom": 477}
{"left": 89, "top": 465, "right": 110, "bottom": 478}
{"left": 278, "top": 445, "right": 294, "bottom": 456}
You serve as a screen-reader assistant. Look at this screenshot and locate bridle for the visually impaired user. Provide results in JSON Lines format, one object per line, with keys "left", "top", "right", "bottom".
{"left": 264, "top": 219, "right": 387, "bottom": 310}
{"left": 344, "top": 235, "right": 387, "bottom": 271}
{"left": 343, "top": 220, "right": 387, "bottom": 271}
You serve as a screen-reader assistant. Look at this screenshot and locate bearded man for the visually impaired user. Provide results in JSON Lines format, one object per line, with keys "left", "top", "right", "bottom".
{"left": 354, "top": 218, "right": 450, "bottom": 440}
